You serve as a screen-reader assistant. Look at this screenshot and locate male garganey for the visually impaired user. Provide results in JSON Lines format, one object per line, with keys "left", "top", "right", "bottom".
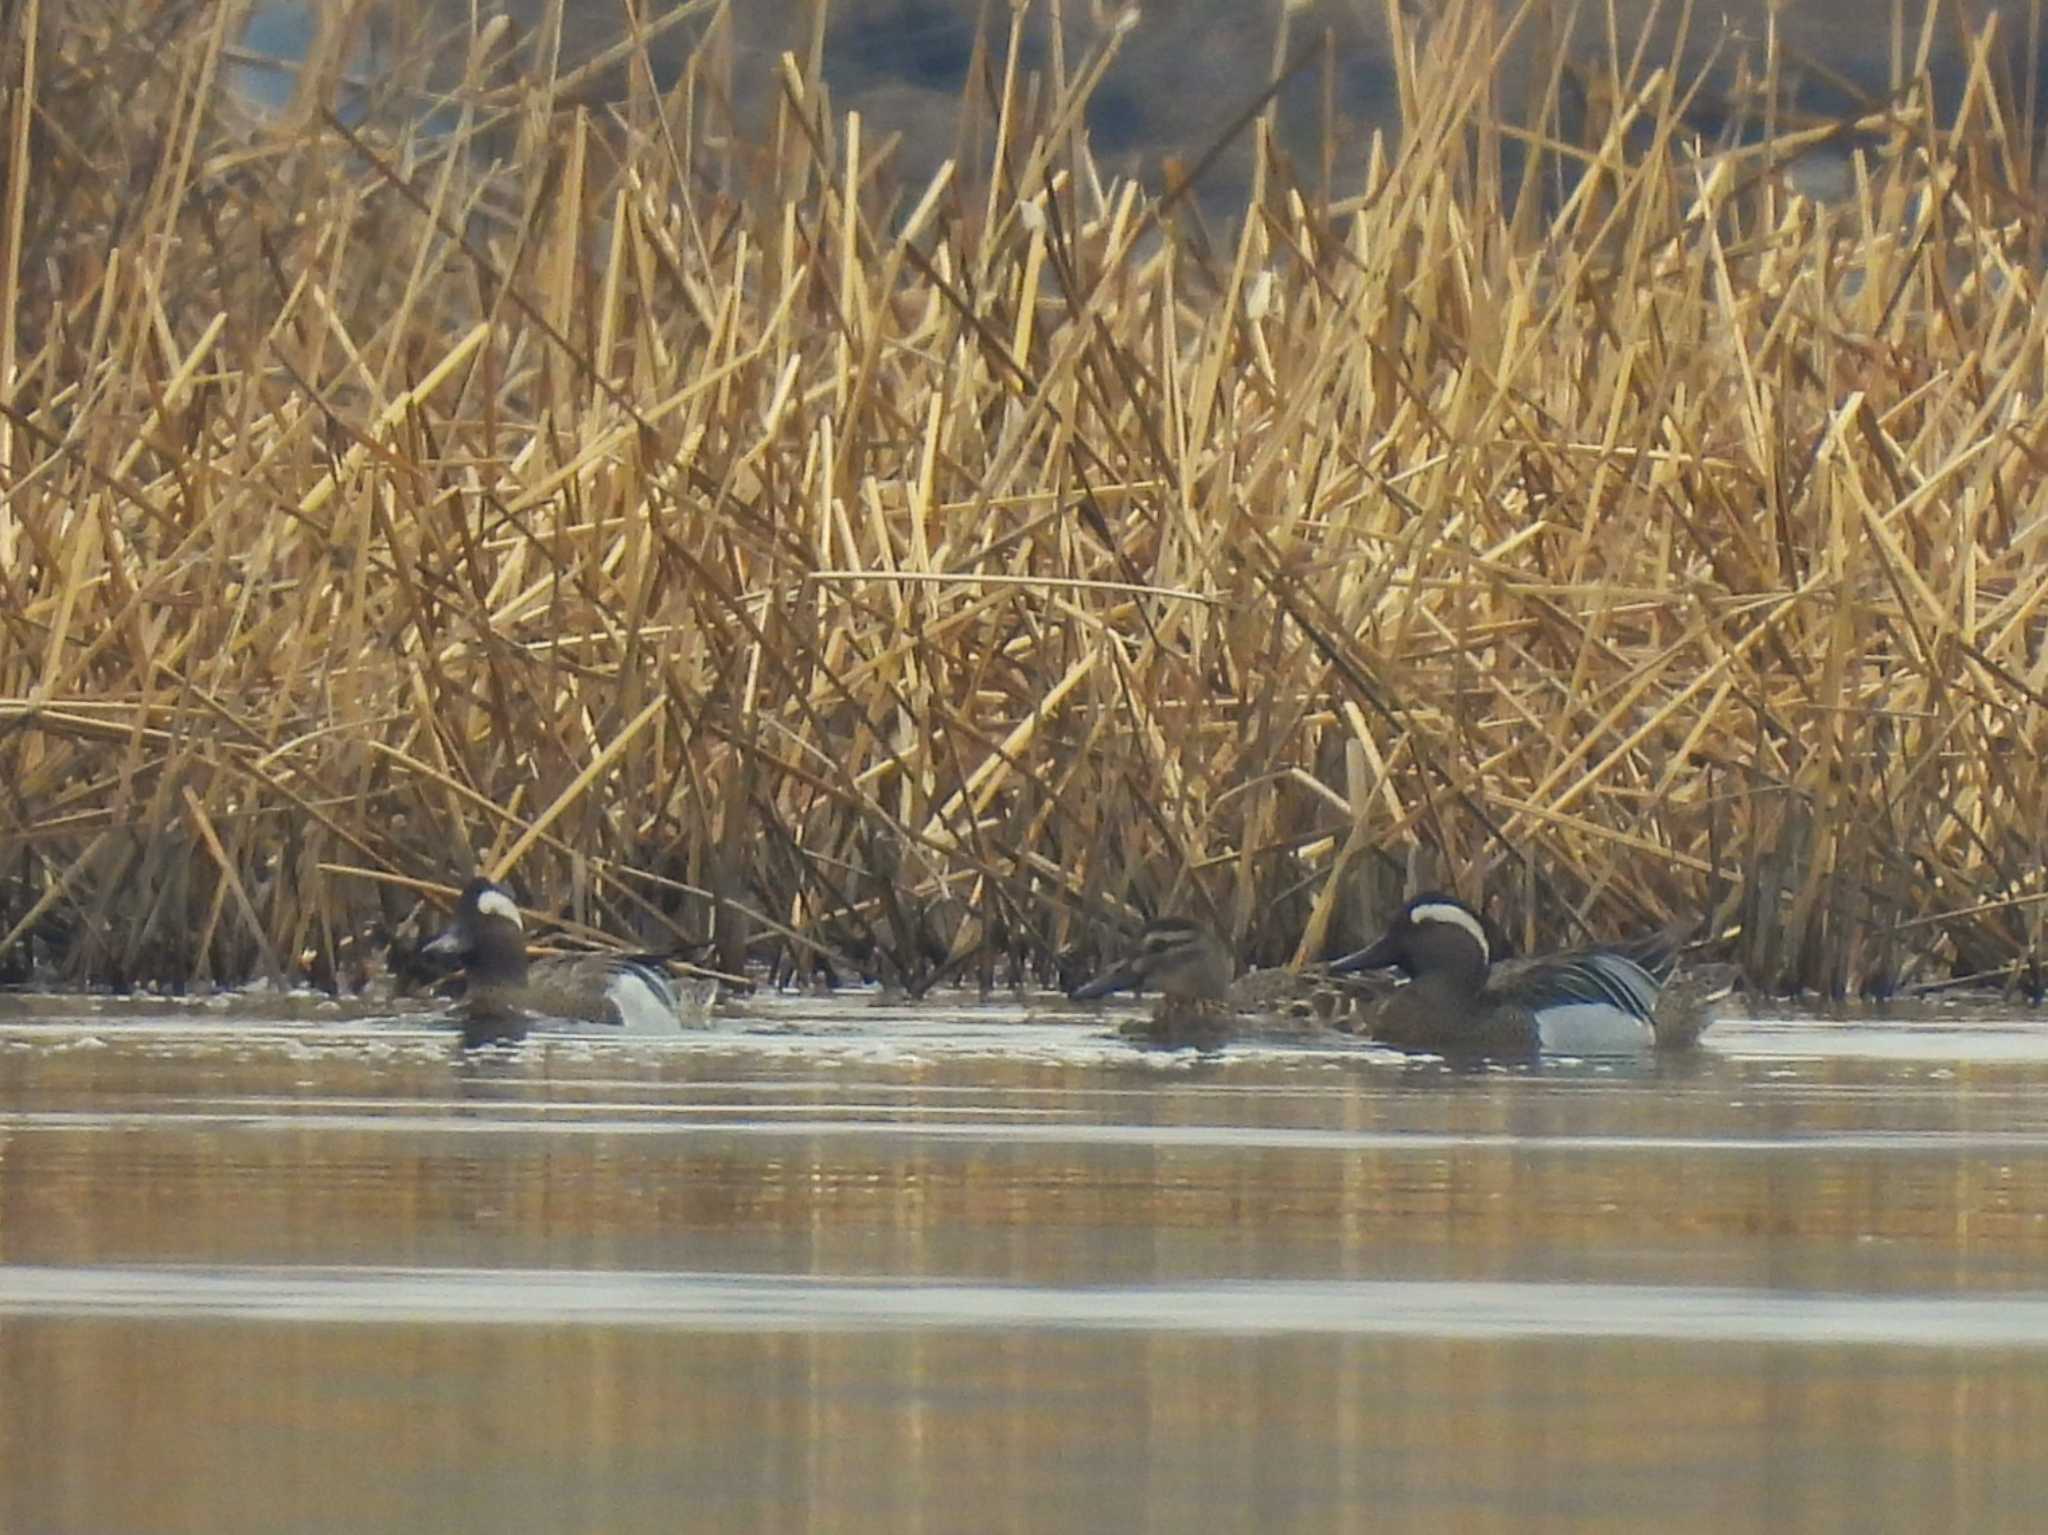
{"left": 1330, "top": 892, "right": 1715, "bottom": 1058}
{"left": 423, "top": 877, "right": 715, "bottom": 1046}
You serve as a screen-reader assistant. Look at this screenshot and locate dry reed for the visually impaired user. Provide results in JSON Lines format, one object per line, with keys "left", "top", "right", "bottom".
{"left": 4, "top": 0, "right": 2048, "bottom": 1000}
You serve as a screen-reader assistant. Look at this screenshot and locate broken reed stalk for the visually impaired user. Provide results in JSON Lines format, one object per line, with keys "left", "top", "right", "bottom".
{"left": 2, "top": 0, "right": 2048, "bottom": 1000}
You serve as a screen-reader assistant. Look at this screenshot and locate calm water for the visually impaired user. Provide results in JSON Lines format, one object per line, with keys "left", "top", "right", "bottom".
{"left": 4, "top": 994, "right": 2048, "bottom": 1532}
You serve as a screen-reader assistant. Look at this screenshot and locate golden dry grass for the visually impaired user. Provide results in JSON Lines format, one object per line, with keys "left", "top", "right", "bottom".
{"left": 4, "top": 0, "right": 2048, "bottom": 998}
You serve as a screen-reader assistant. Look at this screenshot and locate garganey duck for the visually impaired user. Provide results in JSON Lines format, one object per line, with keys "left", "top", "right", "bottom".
{"left": 1070, "top": 916, "right": 1378, "bottom": 1050}
{"left": 1330, "top": 892, "right": 1713, "bottom": 1058}
{"left": 422, "top": 877, "right": 715, "bottom": 1046}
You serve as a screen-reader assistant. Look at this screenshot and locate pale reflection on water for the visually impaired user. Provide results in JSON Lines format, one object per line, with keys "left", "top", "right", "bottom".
{"left": 3, "top": 996, "right": 2048, "bottom": 1532}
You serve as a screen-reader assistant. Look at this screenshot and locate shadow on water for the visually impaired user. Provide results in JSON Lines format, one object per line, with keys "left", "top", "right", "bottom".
{"left": 3, "top": 993, "right": 2048, "bottom": 1531}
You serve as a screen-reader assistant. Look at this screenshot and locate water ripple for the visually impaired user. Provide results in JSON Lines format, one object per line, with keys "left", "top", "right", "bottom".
{"left": 2, "top": 1264, "right": 2045, "bottom": 1346}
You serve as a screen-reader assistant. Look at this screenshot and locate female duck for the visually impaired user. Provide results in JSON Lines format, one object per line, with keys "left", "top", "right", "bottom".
{"left": 1330, "top": 893, "right": 1708, "bottom": 1058}
{"left": 1070, "top": 916, "right": 1372, "bottom": 1050}
{"left": 422, "top": 877, "right": 713, "bottom": 1045}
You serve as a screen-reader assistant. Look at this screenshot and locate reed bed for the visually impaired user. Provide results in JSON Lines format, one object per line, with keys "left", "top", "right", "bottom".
{"left": 3, "top": 0, "right": 2048, "bottom": 998}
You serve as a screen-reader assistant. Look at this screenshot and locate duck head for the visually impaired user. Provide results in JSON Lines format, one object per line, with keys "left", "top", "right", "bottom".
{"left": 1070, "top": 917, "right": 1235, "bottom": 1003}
{"left": 1330, "top": 893, "right": 1497, "bottom": 988}
{"left": 422, "top": 877, "right": 530, "bottom": 985}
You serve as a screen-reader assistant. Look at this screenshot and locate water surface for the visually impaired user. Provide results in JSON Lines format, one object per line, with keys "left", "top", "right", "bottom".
{"left": 3, "top": 994, "right": 2046, "bottom": 1532}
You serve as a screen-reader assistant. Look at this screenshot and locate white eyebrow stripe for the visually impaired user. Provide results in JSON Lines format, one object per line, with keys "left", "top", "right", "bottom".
{"left": 1408, "top": 901, "right": 1489, "bottom": 963}
{"left": 476, "top": 887, "right": 523, "bottom": 929}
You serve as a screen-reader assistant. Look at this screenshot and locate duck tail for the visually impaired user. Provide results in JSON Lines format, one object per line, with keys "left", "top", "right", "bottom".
{"left": 1651, "top": 961, "right": 1743, "bottom": 1049}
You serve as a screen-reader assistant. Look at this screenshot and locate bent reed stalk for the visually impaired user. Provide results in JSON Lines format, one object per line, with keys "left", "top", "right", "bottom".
{"left": 2, "top": 0, "right": 2047, "bottom": 1000}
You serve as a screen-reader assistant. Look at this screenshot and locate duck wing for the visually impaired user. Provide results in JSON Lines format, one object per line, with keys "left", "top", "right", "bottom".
{"left": 1490, "top": 948, "right": 1664, "bottom": 1025}
{"left": 525, "top": 952, "right": 712, "bottom": 1031}
{"left": 1596, "top": 924, "right": 1691, "bottom": 985}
